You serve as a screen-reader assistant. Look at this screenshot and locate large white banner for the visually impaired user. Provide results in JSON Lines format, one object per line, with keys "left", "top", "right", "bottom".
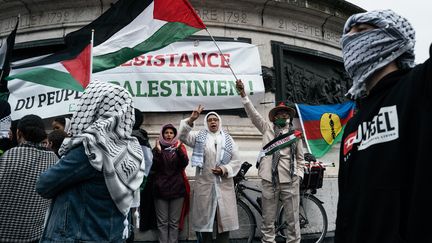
{"left": 8, "top": 41, "right": 264, "bottom": 120}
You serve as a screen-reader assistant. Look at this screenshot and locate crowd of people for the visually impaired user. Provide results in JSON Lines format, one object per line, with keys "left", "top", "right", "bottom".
{"left": 0, "top": 8, "right": 430, "bottom": 243}
{"left": 0, "top": 78, "right": 302, "bottom": 243}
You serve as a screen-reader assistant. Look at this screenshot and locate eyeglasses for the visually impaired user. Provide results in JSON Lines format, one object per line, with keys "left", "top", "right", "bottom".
{"left": 207, "top": 118, "right": 219, "bottom": 122}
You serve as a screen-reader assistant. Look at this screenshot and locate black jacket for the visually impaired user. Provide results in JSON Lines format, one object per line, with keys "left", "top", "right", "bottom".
{"left": 336, "top": 45, "right": 432, "bottom": 243}
{"left": 152, "top": 142, "right": 189, "bottom": 199}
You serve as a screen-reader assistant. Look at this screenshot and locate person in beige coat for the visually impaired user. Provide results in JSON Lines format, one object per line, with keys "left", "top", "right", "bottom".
{"left": 236, "top": 80, "right": 305, "bottom": 243}
{"left": 179, "top": 105, "right": 242, "bottom": 243}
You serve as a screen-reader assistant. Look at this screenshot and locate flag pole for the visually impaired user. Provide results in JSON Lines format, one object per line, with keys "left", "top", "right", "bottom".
{"left": 295, "top": 103, "right": 313, "bottom": 153}
{"left": 205, "top": 28, "right": 239, "bottom": 81}
{"left": 90, "top": 29, "right": 94, "bottom": 83}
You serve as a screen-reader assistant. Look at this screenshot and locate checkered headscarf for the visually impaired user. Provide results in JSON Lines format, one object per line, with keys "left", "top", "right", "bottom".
{"left": 341, "top": 9, "right": 416, "bottom": 99}
{"left": 58, "top": 80, "right": 144, "bottom": 216}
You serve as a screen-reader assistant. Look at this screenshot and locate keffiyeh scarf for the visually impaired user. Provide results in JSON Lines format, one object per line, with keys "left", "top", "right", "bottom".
{"left": 191, "top": 112, "right": 234, "bottom": 168}
{"left": 0, "top": 143, "right": 58, "bottom": 242}
{"left": 58, "top": 80, "right": 144, "bottom": 216}
{"left": 341, "top": 9, "right": 415, "bottom": 99}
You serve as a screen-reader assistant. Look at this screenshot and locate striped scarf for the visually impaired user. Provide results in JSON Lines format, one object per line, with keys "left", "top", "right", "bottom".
{"left": 58, "top": 80, "right": 144, "bottom": 217}
{"left": 341, "top": 9, "right": 415, "bottom": 99}
{"left": 270, "top": 128, "right": 299, "bottom": 188}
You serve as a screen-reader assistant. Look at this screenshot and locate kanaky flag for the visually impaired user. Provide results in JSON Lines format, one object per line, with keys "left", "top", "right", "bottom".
{"left": 0, "top": 17, "right": 19, "bottom": 99}
{"left": 295, "top": 101, "right": 355, "bottom": 158}
{"left": 7, "top": 0, "right": 205, "bottom": 91}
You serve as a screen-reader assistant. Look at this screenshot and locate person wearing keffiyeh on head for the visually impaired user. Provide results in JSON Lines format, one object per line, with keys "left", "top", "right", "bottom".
{"left": 36, "top": 80, "right": 145, "bottom": 242}
{"left": 179, "top": 105, "right": 242, "bottom": 243}
{"left": 336, "top": 9, "right": 432, "bottom": 243}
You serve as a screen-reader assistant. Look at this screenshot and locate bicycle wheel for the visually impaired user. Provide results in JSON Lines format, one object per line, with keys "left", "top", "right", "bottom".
{"left": 230, "top": 199, "right": 256, "bottom": 243}
{"left": 277, "top": 193, "right": 328, "bottom": 243}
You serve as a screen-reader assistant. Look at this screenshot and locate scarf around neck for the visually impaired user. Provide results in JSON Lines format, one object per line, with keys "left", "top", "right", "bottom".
{"left": 158, "top": 123, "right": 179, "bottom": 149}
{"left": 341, "top": 9, "right": 415, "bottom": 99}
{"left": 58, "top": 80, "right": 144, "bottom": 216}
{"left": 191, "top": 112, "right": 234, "bottom": 168}
{"left": 269, "top": 126, "right": 299, "bottom": 188}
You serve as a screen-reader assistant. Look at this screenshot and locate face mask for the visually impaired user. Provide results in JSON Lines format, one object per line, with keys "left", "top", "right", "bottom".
{"left": 340, "top": 9, "right": 415, "bottom": 99}
{"left": 341, "top": 28, "right": 410, "bottom": 99}
{"left": 274, "top": 118, "right": 287, "bottom": 127}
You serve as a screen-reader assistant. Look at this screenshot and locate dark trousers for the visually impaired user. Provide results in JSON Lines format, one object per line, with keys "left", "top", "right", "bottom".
{"left": 199, "top": 231, "right": 229, "bottom": 243}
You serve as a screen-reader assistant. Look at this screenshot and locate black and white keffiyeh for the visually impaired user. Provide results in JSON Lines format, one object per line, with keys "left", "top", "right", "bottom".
{"left": 0, "top": 143, "right": 58, "bottom": 242}
{"left": 58, "top": 80, "right": 144, "bottom": 216}
{"left": 341, "top": 9, "right": 416, "bottom": 99}
{"left": 190, "top": 112, "right": 234, "bottom": 168}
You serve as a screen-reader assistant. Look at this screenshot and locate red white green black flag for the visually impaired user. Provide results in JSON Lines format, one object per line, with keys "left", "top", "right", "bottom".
{"left": 7, "top": 0, "right": 205, "bottom": 91}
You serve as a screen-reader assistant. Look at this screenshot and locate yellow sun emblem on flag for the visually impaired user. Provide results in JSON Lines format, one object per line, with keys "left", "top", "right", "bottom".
{"left": 320, "top": 113, "right": 343, "bottom": 145}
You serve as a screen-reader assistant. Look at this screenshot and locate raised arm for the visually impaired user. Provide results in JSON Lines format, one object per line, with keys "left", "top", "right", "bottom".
{"left": 187, "top": 104, "right": 204, "bottom": 126}
{"left": 178, "top": 105, "right": 204, "bottom": 147}
{"left": 236, "top": 79, "right": 270, "bottom": 134}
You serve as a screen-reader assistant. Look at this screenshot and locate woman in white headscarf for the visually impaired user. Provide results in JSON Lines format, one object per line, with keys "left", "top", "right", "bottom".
{"left": 178, "top": 104, "right": 242, "bottom": 243}
{"left": 36, "top": 80, "right": 145, "bottom": 242}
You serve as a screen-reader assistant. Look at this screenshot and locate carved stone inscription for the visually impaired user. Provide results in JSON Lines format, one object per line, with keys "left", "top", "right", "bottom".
{"left": 0, "top": 7, "right": 99, "bottom": 36}
{"left": 271, "top": 17, "right": 341, "bottom": 43}
{"left": 194, "top": 7, "right": 342, "bottom": 45}
{"left": 195, "top": 8, "right": 249, "bottom": 25}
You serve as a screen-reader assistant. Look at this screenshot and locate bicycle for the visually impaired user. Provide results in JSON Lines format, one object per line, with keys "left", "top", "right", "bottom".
{"left": 230, "top": 161, "right": 330, "bottom": 243}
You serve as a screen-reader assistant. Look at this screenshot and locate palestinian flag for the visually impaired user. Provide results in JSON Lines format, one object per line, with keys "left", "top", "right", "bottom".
{"left": 7, "top": 0, "right": 205, "bottom": 91}
{"left": 295, "top": 101, "right": 355, "bottom": 158}
{"left": 8, "top": 42, "right": 92, "bottom": 92}
{"left": 0, "top": 17, "right": 19, "bottom": 100}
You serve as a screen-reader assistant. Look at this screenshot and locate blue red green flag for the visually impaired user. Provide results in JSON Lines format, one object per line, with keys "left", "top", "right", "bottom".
{"left": 295, "top": 101, "right": 355, "bottom": 158}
